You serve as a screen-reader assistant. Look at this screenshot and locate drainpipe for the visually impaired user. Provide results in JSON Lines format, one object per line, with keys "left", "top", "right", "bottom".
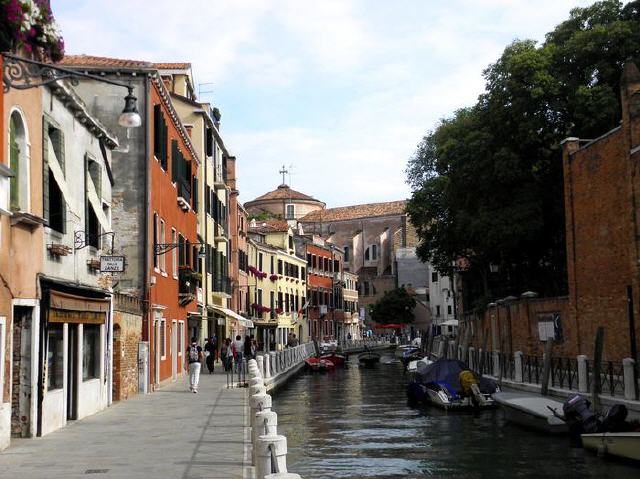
{"left": 143, "top": 76, "right": 151, "bottom": 393}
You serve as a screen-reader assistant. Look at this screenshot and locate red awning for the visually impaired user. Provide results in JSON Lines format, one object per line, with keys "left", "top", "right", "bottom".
{"left": 376, "top": 323, "right": 404, "bottom": 329}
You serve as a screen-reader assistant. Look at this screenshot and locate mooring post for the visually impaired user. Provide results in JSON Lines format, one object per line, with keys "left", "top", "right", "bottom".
{"left": 514, "top": 351, "right": 523, "bottom": 382}
{"left": 623, "top": 358, "right": 636, "bottom": 400}
{"left": 256, "top": 434, "right": 288, "bottom": 479}
{"left": 577, "top": 355, "right": 588, "bottom": 393}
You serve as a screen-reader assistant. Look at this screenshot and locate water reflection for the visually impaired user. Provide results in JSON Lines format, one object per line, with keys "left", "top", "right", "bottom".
{"left": 273, "top": 356, "right": 639, "bottom": 479}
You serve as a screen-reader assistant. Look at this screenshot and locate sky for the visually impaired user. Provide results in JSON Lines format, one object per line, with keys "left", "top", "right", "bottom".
{"left": 53, "top": 0, "right": 593, "bottom": 208}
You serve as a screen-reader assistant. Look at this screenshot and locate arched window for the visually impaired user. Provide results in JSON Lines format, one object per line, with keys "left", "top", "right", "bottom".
{"left": 364, "top": 244, "right": 378, "bottom": 261}
{"left": 9, "top": 111, "right": 29, "bottom": 211}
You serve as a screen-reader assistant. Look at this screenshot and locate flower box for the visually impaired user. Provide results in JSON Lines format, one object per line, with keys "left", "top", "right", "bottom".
{"left": 47, "top": 243, "right": 71, "bottom": 256}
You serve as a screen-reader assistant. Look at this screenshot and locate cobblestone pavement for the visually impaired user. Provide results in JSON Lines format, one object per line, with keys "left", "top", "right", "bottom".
{"left": 0, "top": 370, "right": 249, "bottom": 479}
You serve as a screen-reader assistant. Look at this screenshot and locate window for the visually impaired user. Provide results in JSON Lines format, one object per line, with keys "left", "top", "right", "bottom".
{"left": 344, "top": 246, "right": 349, "bottom": 262}
{"left": 258, "top": 253, "right": 263, "bottom": 272}
{"left": 288, "top": 235, "right": 293, "bottom": 250}
{"left": 365, "top": 248, "right": 369, "bottom": 261}
{"left": 159, "top": 220, "right": 166, "bottom": 273}
{"left": 447, "top": 305, "right": 452, "bottom": 315}
{"left": 43, "top": 120, "right": 67, "bottom": 233}
{"left": 312, "top": 255, "right": 316, "bottom": 269}
{"left": 307, "top": 253, "right": 312, "bottom": 266}
{"left": 47, "top": 323, "right": 64, "bottom": 390}
{"left": 172, "top": 229, "right": 178, "bottom": 278}
{"left": 278, "top": 259, "right": 283, "bottom": 275}
{"left": 270, "top": 291, "right": 275, "bottom": 319}
{"left": 153, "top": 104, "right": 168, "bottom": 170}
{"left": 436, "top": 305, "right": 441, "bottom": 317}
{"left": 432, "top": 272, "right": 438, "bottom": 282}
{"left": 371, "top": 244, "right": 377, "bottom": 260}
{"left": 159, "top": 319, "right": 166, "bottom": 359}
{"left": 286, "top": 204, "right": 295, "bottom": 219}
{"left": 87, "top": 158, "right": 102, "bottom": 199}
{"left": 9, "top": 111, "right": 29, "bottom": 211}
{"left": 364, "top": 282, "right": 370, "bottom": 296}
{"left": 270, "top": 256, "right": 274, "bottom": 274}
{"left": 83, "top": 324, "right": 100, "bottom": 381}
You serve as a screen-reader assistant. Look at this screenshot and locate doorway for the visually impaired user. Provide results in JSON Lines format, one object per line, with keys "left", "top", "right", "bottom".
{"left": 66, "top": 324, "right": 79, "bottom": 421}
{"left": 11, "top": 306, "right": 32, "bottom": 437}
{"left": 172, "top": 320, "right": 177, "bottom": 380}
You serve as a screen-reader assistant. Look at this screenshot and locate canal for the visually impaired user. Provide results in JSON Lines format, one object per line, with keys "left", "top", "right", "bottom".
{"left": 273, "top": 356, "right": 639, "bottom": 479}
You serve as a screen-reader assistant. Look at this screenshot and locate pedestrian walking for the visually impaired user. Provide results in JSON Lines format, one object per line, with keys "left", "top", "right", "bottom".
{"left": 220, "top": 338, "right": 229, "bottom": 372}
{"left": 250, "top": 335, "right": 258, "bottom": 359}
{"left": 185, "top": 339, "right": 203, "bottom": 393}
{"left": 204, "top": 337, "right": 215, "bottom": 374}
{"left": 233, "top": 335, "right": 244, "bottom": 374}
{"left": 243, "top": 335, "right": 252, "bottom": 362}
{"left": 211, "top": 334, "right": 219, "bottom": 362}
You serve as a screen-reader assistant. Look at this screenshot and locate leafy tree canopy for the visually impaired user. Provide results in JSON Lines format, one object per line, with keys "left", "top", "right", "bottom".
{"left": 370, "top": 287, "right": 417, "bottom": 324}
{"left": 406, "top": 0, "right": 640, "bottom": 310}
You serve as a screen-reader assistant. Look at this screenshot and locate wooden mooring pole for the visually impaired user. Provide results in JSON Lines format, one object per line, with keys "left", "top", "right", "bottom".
{"left": 592, "top": 327, "right": 604, "bottom": 413}
{"left": 541, "top": 338, "right": 554, "bottom": 396}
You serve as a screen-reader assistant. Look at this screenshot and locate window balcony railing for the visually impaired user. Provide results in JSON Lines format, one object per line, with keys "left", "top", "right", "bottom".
{"left": 178, "top": 268, "right": 198, "bottom": 305}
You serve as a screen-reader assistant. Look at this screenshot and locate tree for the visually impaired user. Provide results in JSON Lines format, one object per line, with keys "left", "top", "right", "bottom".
{"left": 407, "top": 0, "right": 640, "bottom": 312}
{"left": 369, "top": 287, "right": 416, "bottom": 324}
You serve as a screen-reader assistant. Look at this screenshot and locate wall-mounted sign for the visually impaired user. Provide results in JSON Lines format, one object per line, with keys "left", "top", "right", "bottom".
{"left": 100, "top": 255, "right": 125, "bottom": 273}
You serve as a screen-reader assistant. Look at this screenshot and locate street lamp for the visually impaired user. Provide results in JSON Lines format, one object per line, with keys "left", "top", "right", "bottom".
{"left": 2, "top": 53, "right": 142, "bottom": 128}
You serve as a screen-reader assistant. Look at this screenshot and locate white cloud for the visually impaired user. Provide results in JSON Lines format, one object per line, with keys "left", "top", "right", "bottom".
{"left": 53, "top": 0, "right": 595, "bottom": 208}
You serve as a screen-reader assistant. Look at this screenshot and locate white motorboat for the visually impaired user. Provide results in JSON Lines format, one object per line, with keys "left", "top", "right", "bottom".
{"left": 492, "top": 392, "right": 568, "bottom": 434}
{"left": 581, "top": 432, "right": 640, "bottom": 461}
{"left": 407, "top": 357, "right": 432, "bottom": 374}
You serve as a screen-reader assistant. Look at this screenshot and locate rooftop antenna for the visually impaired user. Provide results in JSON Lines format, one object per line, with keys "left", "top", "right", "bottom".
{"left": 198, "top": 82, "right": 215, "bottom": 101}
{"left": 279, "top": 164, "right": 288, "bottom": 185}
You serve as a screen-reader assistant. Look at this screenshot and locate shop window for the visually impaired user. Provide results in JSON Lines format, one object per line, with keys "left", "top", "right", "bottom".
{"left": 83, "top": 324, "right": 100, "bottom": 381}
{"left": 47, "top": 324, "right": 64, "bottom": 390}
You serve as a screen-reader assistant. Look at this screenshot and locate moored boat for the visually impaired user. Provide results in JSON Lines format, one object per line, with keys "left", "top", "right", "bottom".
{"left": 305, "top": 356, "right": 336, "bottom": 372}
{"left": 395, "top": 344, "right": 420, "bottom": 359}
{"left": 320, "top": 352, "right": 346, "bottom": 367}
{"left": 492, "top": 392, "right": 568, "bottom": 434}
{"left": 406, "top": 358, "right": 498, "bottom": 409}
{"left": 581, "top": 432, "right": 640, "bottom": 461}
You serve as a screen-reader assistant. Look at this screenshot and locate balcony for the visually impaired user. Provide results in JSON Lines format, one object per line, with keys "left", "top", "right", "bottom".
{"left": 212, "top": 275, "right": 232, "bottom": 298}
{"left": 177, "top": 180, "right": 191, "bottom": 211}
{"left": 178, "top": 268, "right": 198, "bottom": 306}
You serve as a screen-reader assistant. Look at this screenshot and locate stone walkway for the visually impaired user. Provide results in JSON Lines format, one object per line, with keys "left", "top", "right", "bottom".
{"left": 0, "top": 370, "right": 249, "bottom": 479}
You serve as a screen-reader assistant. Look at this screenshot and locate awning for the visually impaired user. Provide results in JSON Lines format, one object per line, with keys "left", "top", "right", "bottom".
{"left": 210, "top": 305, "right": 254, "bottom": 329}
{"left": 49, "top": 290, "right": 109, "bottom": 324}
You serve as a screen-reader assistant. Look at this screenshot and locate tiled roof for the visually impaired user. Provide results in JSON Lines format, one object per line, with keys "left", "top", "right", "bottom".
{"left": 153, "top": 62, "right": 191, "bottom": 70}
{"left": 300, "top": 200, "right": 407, "bottom": 222}
{"left": 249, "top": 220, "right": 290, "bottom": 233}
{"left": 251, "top": 184, "right": 322, "bottom": 203}
{"left": 59, "top": 54, "right": 155, "bottom": 69}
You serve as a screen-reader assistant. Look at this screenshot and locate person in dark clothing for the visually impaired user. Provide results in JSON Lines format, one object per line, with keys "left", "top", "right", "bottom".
{"left": 243, "top": 335, "right": 252, "bottom": 361}
{"left": 204, "top": 337, "right": 215, "bottom": 374}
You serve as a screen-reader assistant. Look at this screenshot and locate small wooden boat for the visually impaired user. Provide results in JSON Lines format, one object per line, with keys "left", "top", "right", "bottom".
{"left": 492, "top": 392, "right": 568, "bottom": 434}
{"left": 320, "top": 352, "right": 346, "bottom": 367}
{"left": 358, "top": 351, "right": 380, "bottom": 366}
{"left": 581, "top": 432, "right": 640, "bottom": 461}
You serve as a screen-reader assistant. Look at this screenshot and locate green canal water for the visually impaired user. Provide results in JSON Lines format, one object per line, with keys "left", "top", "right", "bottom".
{"left": 272, "top": 356, "right": 639, "bottom": 479}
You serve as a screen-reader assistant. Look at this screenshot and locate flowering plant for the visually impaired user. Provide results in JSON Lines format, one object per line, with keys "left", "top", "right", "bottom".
{"left": 274, "top": 307, "right": 283, "bottom": 315}
{"left": 269, "top": 274, "right": 278, "bottom": 282}
{"left": 1, "top": 0, "right": 64, "bottom": 61}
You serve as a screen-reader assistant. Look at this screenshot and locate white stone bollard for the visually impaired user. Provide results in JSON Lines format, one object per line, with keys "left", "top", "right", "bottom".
{"left": 514, "top": 351, "right": 523, "bottom": 382}
{"left": 252, "top": 410, "right": 278, "bottom": 465}
{"left": 250, "top": 384, "right": 267, "bottom": 396}
{"left": 468, "top": 347, "right": 475, "bottom": 370}
{"left": 270, "top": 352, "right": 277, "bottom": 375}
{"left": 249, "top": 377, "right": 264, "bottom": 388}
{"left": 256, "top": 434, "right": 287, "bottom": 479}
{"left": 264, "top": 353, "right": 271, "bottom": 379}
{"left": 257, "top": 355, "right": 265, "bottom": 377}
{"left": 265, "top": 474, "right": 302, "bottom": 479}
{"left": 623, "top": 358, "right": 637, "bottom": 400}
{"left": 577, "top": 355, "right": 588, "bottom": 393}
{"left": 250, "top": 393, "right": 272, "bottom": 432}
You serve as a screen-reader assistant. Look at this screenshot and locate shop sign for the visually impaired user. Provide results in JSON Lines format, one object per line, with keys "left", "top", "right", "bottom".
{"left": 100, "top": 255, "right": 125, "bottom": 272}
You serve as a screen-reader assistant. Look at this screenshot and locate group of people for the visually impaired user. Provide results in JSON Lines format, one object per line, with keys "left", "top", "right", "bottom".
{"left": 219, "top": 334, "right": 258, "bottom": 373}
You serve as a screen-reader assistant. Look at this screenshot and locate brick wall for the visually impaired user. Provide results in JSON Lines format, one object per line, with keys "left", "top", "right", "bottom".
{"left": 113, "top": 294, "right": 143, "bottom": 401}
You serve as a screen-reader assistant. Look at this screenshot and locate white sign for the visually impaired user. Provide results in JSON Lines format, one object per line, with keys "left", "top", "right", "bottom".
{"left": 100, "top": 256, "right": 125, "bottom": 273}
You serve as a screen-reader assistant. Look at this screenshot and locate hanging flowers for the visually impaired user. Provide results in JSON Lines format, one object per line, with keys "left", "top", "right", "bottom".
{"left": 1, "top": 0, "right": 65, "bottom": 61}
{"left": 269, "top": 274, "right": 278, "bottom": 282}
{"left": 248, "top": 266, "right": 268, "bottom": 279}
{"left": 274, "top": 307, "right": 283, "bottom": 315}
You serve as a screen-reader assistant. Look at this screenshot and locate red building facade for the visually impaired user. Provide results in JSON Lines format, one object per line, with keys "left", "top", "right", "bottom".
{"left": 148, "top": 79, "right": 199, "bottom": 386}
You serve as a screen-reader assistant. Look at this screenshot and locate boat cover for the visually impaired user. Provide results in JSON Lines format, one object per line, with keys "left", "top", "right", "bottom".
{"left": 417, "top": 359, "right": 497, "bottom": 394}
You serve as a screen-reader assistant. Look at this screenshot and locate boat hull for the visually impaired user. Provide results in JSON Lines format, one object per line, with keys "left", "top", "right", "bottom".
{"left": 320, "top": 353, "right": 345, "bottom": 367}
{"left": 493, "top": 392, "right": 568, "bottom": 435}
{"left": 358, "top": 352, "right": 380, "bottom": 366}
{"left": 582, "top": 432, "right": 640, "bottom": 461}
{"left": 407, "top": 381, "right": 496, "bottom": 410}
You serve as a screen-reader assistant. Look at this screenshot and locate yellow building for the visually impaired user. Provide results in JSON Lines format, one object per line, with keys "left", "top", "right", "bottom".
{"left": 247, "top": 220, "right": 307, "bottom": 350}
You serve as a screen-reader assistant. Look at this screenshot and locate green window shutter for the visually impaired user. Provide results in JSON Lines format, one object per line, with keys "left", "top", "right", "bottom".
{"left": 192, "top": 176, "right": 198, "bottom": 211}
{"left": 161, "top": 118, "right": 168, "bottom": 170}
{"left": 153, "top": 105, "right": 161, "bottom": 158}
{"left": 9, "top": 116, "right": 19, "bottom": 211}
{"left": 42, "top": 118, "right": 50, "bottom": 224}
{"left": 57, "top": 129, "right": 65, "bottom": 177}
{"left": 171, "top": 140, "right": 179, "bottom": 183}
